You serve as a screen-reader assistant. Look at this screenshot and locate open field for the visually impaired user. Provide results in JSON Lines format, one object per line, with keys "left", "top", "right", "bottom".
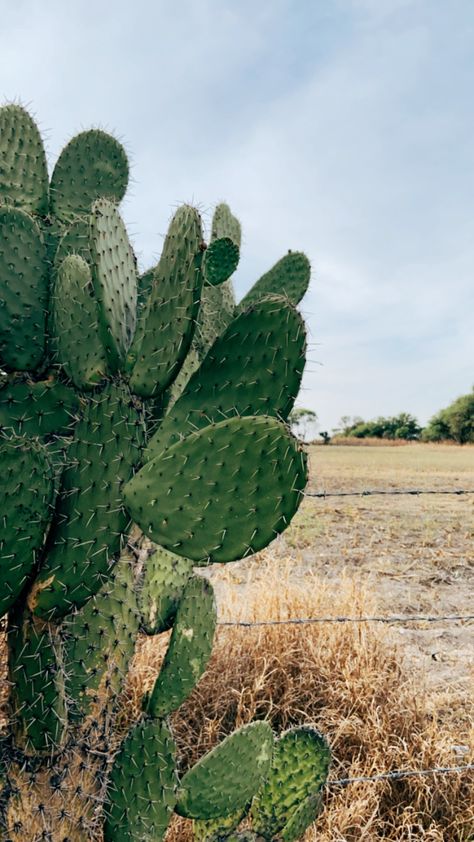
{"left": 138, "top": 443, "right": 473, "bottom": 840}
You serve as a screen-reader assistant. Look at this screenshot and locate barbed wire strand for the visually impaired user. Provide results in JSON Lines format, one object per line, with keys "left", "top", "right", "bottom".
{"left": 305, "top": 488, "right": 474, "bottom": 498}
{"left": 329, "top": 764, "right": 474, "bottom": 787}
{"left": 217, "top": 613, "right": 474, "bottom": 628}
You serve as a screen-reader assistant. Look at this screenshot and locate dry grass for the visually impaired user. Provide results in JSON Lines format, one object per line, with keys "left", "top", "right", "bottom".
{"left": 124, "top": 556, "right": 474, "bottom": 841}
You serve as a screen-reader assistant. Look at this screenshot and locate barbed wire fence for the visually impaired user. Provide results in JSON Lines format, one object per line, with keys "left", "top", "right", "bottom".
{"left": 218, "top": 485, "right": 474, "bottom": 790}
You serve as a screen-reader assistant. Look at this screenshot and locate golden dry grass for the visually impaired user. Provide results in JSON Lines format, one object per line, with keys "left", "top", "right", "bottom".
{"left": 123, "top": 554, "right": 473, "bottom": 841}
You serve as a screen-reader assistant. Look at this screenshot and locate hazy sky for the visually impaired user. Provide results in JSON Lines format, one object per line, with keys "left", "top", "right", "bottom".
{"left": 2, "top": 0, "right": 473, "bottom": 431}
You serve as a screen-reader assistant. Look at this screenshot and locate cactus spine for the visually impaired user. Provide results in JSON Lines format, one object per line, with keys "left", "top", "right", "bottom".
{"left": 0, "top": 104, "right": 329, "bottom": 841}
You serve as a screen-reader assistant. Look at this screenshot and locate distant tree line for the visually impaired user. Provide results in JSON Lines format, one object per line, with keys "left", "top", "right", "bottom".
{"left": 332, "top": 388, "right": 474, "bottom": 444}
{"left": 289, "top": 388, "right": 474, "bottom": 444}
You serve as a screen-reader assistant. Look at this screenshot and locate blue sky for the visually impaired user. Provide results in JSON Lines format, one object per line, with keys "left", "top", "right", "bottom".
{"left": 2, "top": 0, "right": 473, "bottom": 430}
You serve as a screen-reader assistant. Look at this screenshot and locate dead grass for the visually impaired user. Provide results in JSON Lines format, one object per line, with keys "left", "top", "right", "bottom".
{"left": 124, "top": 557, "right": 474, "bottom": 841}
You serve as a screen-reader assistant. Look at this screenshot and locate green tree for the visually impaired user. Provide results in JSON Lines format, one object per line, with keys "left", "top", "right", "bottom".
{"left": 423, "top": 389, "right": 474, "bottom": 443}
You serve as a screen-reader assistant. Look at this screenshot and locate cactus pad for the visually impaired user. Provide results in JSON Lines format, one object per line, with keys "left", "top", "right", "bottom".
{"left": 0, "top": 437, "right": 54, "bottom": 617}
{"left": 237, "top": 252, "right": 310, "bottom": 314}
{"left": 125, "top": 415, "right": 307, "bottom": 564}
{"left": 53, "top": 255, "right": 109, "bottom": 388}
{"left": 147, "top": 575, "right": 216, "bottom": 717}
{"left": 90, "top": 199, "right": 137, "bottom": 369}
{"left": 193, "top": 808, "right": 248, "bottom": 841}
{"left": 203, "top": 237, "right": 240, "bottom": 286}
{"left": 29, "top": 384, "right": 144, "bottom": 619}
{"left": 50, "top": 129, "right": 129, "bottom": 221}
{"left": 251, "top": 726, "right": 331, "bottom": 840}
{"left": 176, "top": 721, "right": 273, "bottom": 819}
{"left": 139, "top": 545, "right": 194, "bottom": 634}
{"left": 63, "top": 554, "right": 140, "bottom": 720}
{"left": 211, "top": 203, "right": 242, "bottom": 247}
{"left": 146, "top": 296, "right": 306, "bottom": 458}
{"left": 128, "top": 204, "right": 203, "bottom": 397}
{"left": 0, "top": 378, "right": 79, "bottom": 438}
{"left": 0, "top": 104, "right": 48, "bottom": 215}
{"left": 0, "top": 206, "right": 49, "bottom": 371}
{"left": 8, "top": 610, "right": 67, "bottom": 753}
{"left": 104, "top": 717, "right": 178, "bottom": 842}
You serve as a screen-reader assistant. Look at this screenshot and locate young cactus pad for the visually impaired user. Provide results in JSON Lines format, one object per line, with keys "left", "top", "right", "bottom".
{"left": 0, "top": 103, "right": 329, "bottom": 842}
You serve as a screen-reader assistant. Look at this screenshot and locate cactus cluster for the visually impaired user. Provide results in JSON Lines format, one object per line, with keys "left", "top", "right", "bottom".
{"left": 0, "top": 104, "right": 330, "bottom": 841}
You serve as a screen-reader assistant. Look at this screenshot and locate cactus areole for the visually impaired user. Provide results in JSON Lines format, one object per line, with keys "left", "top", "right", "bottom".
{"left": 0, "top": 105, "right": 330, "bottom": 841}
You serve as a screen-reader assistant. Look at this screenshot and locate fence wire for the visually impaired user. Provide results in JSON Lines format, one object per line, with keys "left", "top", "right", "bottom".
{"left": 329, "top": 764, "right": 474, "bottom": 788}
{"left": 305, "top": 488, "right": 474, "bottom": 498}
{"left": 217, "top": 613, "right": 474, "bottom": 628}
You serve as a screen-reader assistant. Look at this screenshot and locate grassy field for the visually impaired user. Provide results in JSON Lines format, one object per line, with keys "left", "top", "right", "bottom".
{"left": 130, "top": 443, "right": 473, "bottom": 840}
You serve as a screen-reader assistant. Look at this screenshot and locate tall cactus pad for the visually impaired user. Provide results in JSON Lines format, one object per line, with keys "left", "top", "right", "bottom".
{"left": 176, "top": 722, "right": 273, "bottom": 820}
{"left": 104, "top": 718, "right": 178, "bottom": 842}
{"left": 237, "top": 252, "right": 310, "bottom": 314}
{"left": 0, "top": 438, "right": 54, "bottom": 616}
{"left": 251, "top": 727, "right": 331, "bottom": 840}
{"left": 211, "top": 203, "right": 242, "bottom": 247}
{"left": 90, "top": 200, "right": 137, "bottom": 369}
{"left": 0, "top": 104, "right": 48, "bottom": 214}
{"left": 0, "top": 207, "right": 49, "bottom": 371}
{"left": 147, "top": 575, "right": 216, "bottom": 717}
{"left": 194, "top": 280, "right": 236, "bottom": 359}
{"left": 49, "top": 129, "right": 129, "bottom": 221}
{"left": 8, "top": 611, "right": 67, "bottom": 753}
{"left": 0, "top": 378, "right": 79, "bottom": 438}
{"left": 128, "top": 205, "right": 203, "bottom": 397}
{"left": 53, "top": 254, "right": 107, "bottom": 389}
{"left": 139, "top": 545, "right": 194, "bottom": 634}
{"left": 146, "top": 297, "right": 306, "bottom": 458}
{"left": 63, "top": 556, "right": 140, "bottom": 720}
{"left": 54, "top": 255, "right": 109, "bottom": 388}
{"left": 203, "top": 237, "right": 240, "bottom": 286}
{"left": 29, "top": 385, "right": 144, "bottom": 619}
{"left": 125, "top": 416, "right": 307, "bottom": 564}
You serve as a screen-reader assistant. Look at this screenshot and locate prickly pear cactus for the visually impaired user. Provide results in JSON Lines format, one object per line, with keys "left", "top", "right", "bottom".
{"left": 0, "top": 104, "right": 329, "bottom": 842}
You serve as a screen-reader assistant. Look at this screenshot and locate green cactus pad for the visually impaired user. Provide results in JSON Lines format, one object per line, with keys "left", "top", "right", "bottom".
{"left": 193, "top": 807, "right": 248, "bottom": 841}
{"left": 53, "top": 255, "right": 109, "bottom": 388}
{"left": 146, "top": 297, "right": 306, "bottom": 458}
{"left": 29, "top": 384, "right": 144, "bottom": 619}
{"left": 90, "top": 199, "right": 137, "bottom": 370}
{"left": 0, "top": 104, "right": 48, "bottom": 215}
{"left": 104, "top": 717, "right": 178, "bottom": 842}
{"left": 0, "top": 206, "right": 49, "bottom": 371}
{"left": 0, "top": 377, "right": 79, "bottom": 438}
{"left": 237, "top": 252, "right": 310, "bottom": 314}
{"left": 0, "top": 437, "right": 54, "bottom": 617}
{"left": 54, "top": 216, "right": 93, "bottom": 267}
{"left": 250, "top": 727, "right": 331, "bottom": 840}
{"left": 203, "top": 237, "right": 240, "bottom": 286}
{"left": 277, "top": 792, "right": 324, "bottom": 842}
{"left": 211, "top": 203, "right": 242, "bottom": 247}
{"left": 176, "top": 721, "right": 273, "bottom": 820}
{"left": 8, "top": 609, "right": 67, "bottom": 753}
{"left": 193, "top": 281, "right": 236, "bottom": 360}
{"left": 64, "top": 555, "right": 140, "bottom": 720}
{"left": 128, "top": 205, "right": 203, "bottom": 397}
{"left": 49, "top": 129, "right": 129, "bottom": 221}
{"left": 162, "top": 346, "right": 201, "bottom": 414}
{"left": 139, "top": 545, "right": 194, "bottom": 634}
{"left": 147, "top": 575, "right": 216, "bottom": 717}
{"left": 125, "top": 415, "right": 307, "bottom": 564}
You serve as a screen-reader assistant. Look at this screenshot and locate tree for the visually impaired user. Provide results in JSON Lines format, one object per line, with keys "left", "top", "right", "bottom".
{"left": 423, "top": 388, "right": 474, "bottom": 443}
{"left": 288, "top": 407, "right": 318, "bottom": 441}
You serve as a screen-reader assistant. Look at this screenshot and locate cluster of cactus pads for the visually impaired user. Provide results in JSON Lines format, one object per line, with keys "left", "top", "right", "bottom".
{"left": 0, "top": 104, "right": 331, "bottom": 841}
